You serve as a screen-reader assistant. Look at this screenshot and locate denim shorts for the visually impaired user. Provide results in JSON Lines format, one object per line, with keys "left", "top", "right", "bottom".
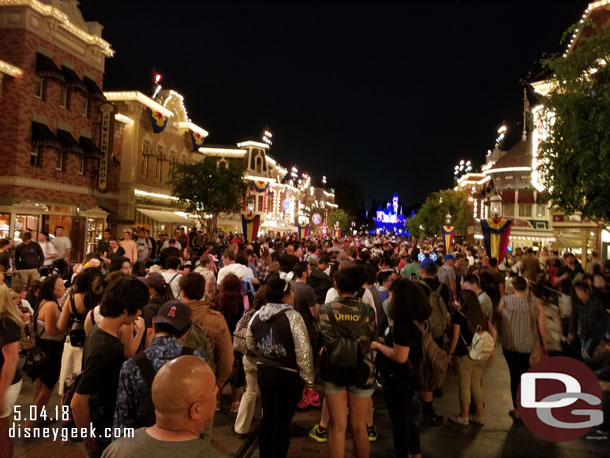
{"left": 322, "top": 380, "right": 374, "bottom": 398}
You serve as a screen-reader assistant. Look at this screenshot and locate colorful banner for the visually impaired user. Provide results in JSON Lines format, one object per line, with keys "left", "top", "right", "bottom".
{"left": 149, "top": 108, "right": 168, "bottom": 133}
{"left": 191, "top": 130, "right": 204, "bottom": 151}
{"left": 252, "top": 180, "right": 269, "bottom": 193}
{"left": 297, "top": 222, "right": 309, "bottom": 239}
{"left": 333, "top": 225, "right": 341, "bottom": 238}
{"left": 480, "top": 218, "right": 513, "bottom": 263}
{"left": 241, "top": 212, "right": 260, "bottom": 242}
{"left": 441, "top": 225, "right": 455, "bottom": 253}
{"left": 98, "top": 102, "right": 115, "bottom": 192}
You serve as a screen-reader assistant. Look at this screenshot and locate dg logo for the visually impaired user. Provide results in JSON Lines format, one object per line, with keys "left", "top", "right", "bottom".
{"left": 517, "top": 356, "right": 604, "bottom": 442}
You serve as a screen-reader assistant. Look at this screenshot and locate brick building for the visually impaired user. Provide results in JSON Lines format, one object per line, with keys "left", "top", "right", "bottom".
{"left": 0, "top": 0, "right": 117, "bottom": 261}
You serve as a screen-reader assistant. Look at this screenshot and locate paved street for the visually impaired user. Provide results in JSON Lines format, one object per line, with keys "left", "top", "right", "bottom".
{"left": 11, "top": 345, "right": 609, "bottom": 458}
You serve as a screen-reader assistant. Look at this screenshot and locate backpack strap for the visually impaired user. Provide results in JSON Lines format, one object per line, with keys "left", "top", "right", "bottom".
{"left": 134, "top": 352, "right": 156, "bottom": 388}
{"left": 168, "top": 273, "right": 180, "bottom": 285}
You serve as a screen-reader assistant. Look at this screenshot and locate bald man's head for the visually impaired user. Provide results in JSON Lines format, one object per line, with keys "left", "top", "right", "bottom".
{"left": 152, "top": 355, "right": 217, "bottom": 434}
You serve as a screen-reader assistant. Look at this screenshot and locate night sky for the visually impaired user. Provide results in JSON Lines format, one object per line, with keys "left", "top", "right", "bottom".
{"left": 79, "top": 0, "right": 589, "bottom": 208}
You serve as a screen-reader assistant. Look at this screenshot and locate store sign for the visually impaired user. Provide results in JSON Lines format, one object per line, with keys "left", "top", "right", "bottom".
{"left": 98, "top": 103, "right": 116, "bottom": 192}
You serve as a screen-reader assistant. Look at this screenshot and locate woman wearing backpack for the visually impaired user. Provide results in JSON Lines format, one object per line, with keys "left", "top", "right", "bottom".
{"left": 447, "top": 289, "right": 497, "bottom": 426}
{"left": 246, "top": 275, "right": 314, "bottom": 458}
{"left": 371, "top": 278, "right": 429, "bottom": 458}
{"left": 318, "top": 266, "right": 377, "bottom": 458}
{"left": 498, "top": 276, "right": 545, "bottom": 420}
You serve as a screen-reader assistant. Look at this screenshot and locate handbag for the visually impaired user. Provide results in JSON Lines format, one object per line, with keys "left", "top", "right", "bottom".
{"left": 529, "top": 299, "right": 548, "bottom": 367}
{"left": 22, "top": 301, "right": 47, "bottom": 380}
{"left": 68, "top": 295, "right": 86, "bottom": 347}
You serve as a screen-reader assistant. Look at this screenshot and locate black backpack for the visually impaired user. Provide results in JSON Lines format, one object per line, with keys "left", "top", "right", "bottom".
{"left": 321, "top": 301, "right": 369, "bottom": 387}
{"left": 134, "top": 346, "right": 194, "bottom": 428}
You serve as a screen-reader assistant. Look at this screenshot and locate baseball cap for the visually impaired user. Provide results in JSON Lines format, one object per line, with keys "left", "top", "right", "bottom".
{"left": 306, "top": 254, "right": 319, "bottom": 266}
{"left": 444, "top": 254, "right": 456, "bottom": 261}
{"left": 421, "top": 258, "right": 436, "bottom": 270}
{"left": 137, "top": 272, "right": 166, "bottom": 291}
{"left": 154, "top": 300, "right": 193, "bottom": 331}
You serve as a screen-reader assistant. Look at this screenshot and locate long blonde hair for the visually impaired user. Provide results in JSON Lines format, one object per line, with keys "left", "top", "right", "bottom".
{"left": 0, "top": 283, "right": 24, "bottom": 330}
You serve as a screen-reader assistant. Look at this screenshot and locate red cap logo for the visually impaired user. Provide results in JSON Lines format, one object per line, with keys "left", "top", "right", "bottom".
{"left": 167, "top": 305, "right": 176, "bottom": 318}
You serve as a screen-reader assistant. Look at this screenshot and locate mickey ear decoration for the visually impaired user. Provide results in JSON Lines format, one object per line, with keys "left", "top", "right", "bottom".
{"left": 418, "top": 252, "right": 426, "bottom": 262}
{"left": 429, "top": 252, "right": 438, "bottom": 262}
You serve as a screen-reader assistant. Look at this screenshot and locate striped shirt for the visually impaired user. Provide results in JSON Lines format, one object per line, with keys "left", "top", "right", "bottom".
{"left": 501, "top": 295, "right": 537, "bottom": 353}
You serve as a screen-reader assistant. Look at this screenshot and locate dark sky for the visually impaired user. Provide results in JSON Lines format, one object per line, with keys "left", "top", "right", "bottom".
{"left": 79, "top": 0, "right": 589, "bottom": 208}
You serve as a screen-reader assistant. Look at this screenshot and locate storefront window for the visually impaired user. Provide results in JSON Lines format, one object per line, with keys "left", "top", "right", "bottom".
{"left": 14, "top": 214, "right": 39, "bottom": 242}
{"left": 0, "top": 213, "right": 10, "bottom": 238}
{"left": 86, "top": 218, "right": 104, "bottom": 255}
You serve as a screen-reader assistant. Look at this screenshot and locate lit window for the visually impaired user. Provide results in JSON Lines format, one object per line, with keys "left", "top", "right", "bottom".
{"left": 536, "top": 205, "right": 546, "bottom": 218}
{"left": 519, "top": 204, "right": 532, "bottom": 218}
{"left": 78, "top": 155, "right": 85, "bottom": 175}
{"left": 55, "top": 151, "right": 64, "bottom": 171}
{"left": 59, "top": 86, "right": 68, "bottom": 108}
{"left": 81, "top": 97, "right": 89, "bottom": 117}
{"left": 503, "top": 203, "right": 515, "bottom": 217}
{"left": 34, "top": 77, "right": 43, "bottom": 99}
{"left": 504, "top": 175, "right": 513, "bottom": 180}
{"left": 30, "top": 146, "right": 40, "bottom": 166}
{"left": 258, "top": 195, "right": 263, "bottom": 212}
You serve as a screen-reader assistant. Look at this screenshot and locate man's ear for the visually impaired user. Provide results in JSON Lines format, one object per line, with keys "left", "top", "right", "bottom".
{"left": 188, "top": 402, "right": 201, "bottom": 420}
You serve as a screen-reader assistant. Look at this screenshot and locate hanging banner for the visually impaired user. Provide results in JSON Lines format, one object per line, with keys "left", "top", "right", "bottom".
{"left": 149, "top": 108, "right": 168, "bottom": 133}
{"left": 480, "top": 218, "right": 513, "bottom": 263}
{"left": 441, "top": 225, "right": 455, "bottom": 253}
{"left": 252, "top": 180, "right": 269, "bottom": 193}
{"left": 191, "top": 130, "right": 204, "bottom": 151}
{"left": 333, "top": 224, "right": 341, "bottom": 238}
{"left": 297, "top": 222, "right": 309, "bottom": 239}
{"left": 98, "top": 102, "right": 115, "bottom": 192}
{"left": 241, "top": 212, "right": 260, "bottom": 242}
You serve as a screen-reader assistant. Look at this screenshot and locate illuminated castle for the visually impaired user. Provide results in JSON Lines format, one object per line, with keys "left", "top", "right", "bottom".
{"left": 374, "top": 192, "right": 407, "bottom": 234}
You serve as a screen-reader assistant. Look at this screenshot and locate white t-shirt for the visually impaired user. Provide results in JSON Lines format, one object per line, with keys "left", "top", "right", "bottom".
{"left": 162, "top": 270, "right": 183, "bottom": 299}
{"left": 40, "top": 240, "right": 57, "bottom": 266}
{"left": 161, "top": 240, "right": 182, "bottom": 251}
{"left": 216, "top": 263, "right": 254, "bottom": 285}
{"left": 52, "top": 236, "right": 72, "bottom": 259}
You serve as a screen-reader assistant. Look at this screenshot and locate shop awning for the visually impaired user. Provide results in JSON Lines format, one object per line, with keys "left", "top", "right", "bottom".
{"left": 501, "top": 190, "right": 515, "bottom": 203}
{"left": 56, "top": 129, "right": 83, "bottom": 154}
{"left": 79, "top": 136, "right": 103, "bottom": 158}
{"left": 136, "top": 208, "right": 192, "bottom": 224}
{"left": 31, "top": 121, "right": 61, "bottom": 148}
{"left": 61, "top": 66, "right": 86, "bottom": 91}
{"left": 83, "top": 76, "right": 105, "bottom": 100}
{"left": 36, "top": 53, "right": 64, "bottom": 80}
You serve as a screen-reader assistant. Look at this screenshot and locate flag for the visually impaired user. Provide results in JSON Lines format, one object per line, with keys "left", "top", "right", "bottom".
{"left": 252, "top": 181, "right": 269, "bottom": 193}
{"left": 480, "top": 218, "right": 512, "bottom": 263}
{"left": 297, "top": 222, "right": 309, "bottom": 239}
{"left": 149, "top": 108, "right": 168, "bottom": 133}
{"left": 191, "top": 130, "right": 204, "bottom": 151}
{"left": 441, "top": 225, "right": 455, "bottom": 253}
{"left": 241, "top": 212, "right": 260, "bottom": 242}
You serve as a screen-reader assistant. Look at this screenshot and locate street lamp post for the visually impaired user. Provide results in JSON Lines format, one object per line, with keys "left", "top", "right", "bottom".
{"left": 489, "top": 194, "right": 503, "bottom": 219}
{"left": 445, "top": 212, "right": 452, "bottom": 226}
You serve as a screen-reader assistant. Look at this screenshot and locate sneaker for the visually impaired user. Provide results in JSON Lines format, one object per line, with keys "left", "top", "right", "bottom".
{"left": 421, "top": 412, "right": 444, "bottom": 426}
{"left": 308, "top": 424, "right": 328, "bottom": 443}
{"left": 449, "top": 415, "right": 469, "bottom": 426}
{"left": 469, "top": 415, "right": 485, "bottom": 425}
{"left": 367, "top": 424, "right": 378, "bottom": 442}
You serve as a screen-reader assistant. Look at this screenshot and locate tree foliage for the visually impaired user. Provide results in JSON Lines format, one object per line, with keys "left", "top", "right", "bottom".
{"left": 168, "top": 156, "right": 248, "bottom": 234}
{"left": 408, "top": 189, "right": 475, "bottom": 238}
{"left": 538, "top": 22, "right": 610, "bottom": 221}
{"left": 327, "top": 209, "right": 353, "bottom": 233}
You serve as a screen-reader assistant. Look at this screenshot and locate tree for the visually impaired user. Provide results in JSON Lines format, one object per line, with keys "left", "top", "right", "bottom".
{"left": 408, "top": 189, "right": 475, "bottom": 238}
{"left": 327, "top": 178, "right": 363, "bottom": 217}
{"left": 327, "top": 209, "right": 353, "bottom": 233}
{"left": 168, "top": 156, "right": 248, "bottom": 235}
{"left": 538, "top": 22, "right": 610, "bottom": 221}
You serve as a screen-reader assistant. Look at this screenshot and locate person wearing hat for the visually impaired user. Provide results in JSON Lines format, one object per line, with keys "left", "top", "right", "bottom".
{"left": 139, "top": 272, "right": 175, "bottom": 348}
{"left": 114, "top": 300, "right": 209, "bottom": 433}
{"left": 306, "top": 254, "right": 333, "bottom": 307}
{"left": 438, "top": 254, "right": 457, "bottom": 304}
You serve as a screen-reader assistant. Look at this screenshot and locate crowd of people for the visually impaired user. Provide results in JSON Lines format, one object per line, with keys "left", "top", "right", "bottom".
{"left": 0, "top": 226, "right": 609, "bottom": 458}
